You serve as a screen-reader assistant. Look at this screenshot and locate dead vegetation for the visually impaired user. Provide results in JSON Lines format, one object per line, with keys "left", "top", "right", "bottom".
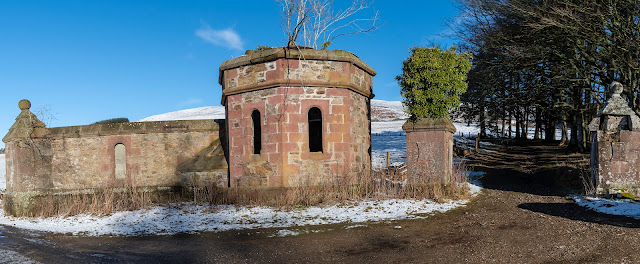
{"left": 26, "top": 163, "right": 471, "bottom": 217}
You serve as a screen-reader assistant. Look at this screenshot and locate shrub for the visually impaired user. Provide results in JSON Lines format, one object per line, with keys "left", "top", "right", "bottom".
{"left": 397, "top": 46, "right": 472, "bottom": 119}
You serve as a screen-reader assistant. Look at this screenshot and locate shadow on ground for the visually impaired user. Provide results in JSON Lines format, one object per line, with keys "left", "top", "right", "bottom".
{"left": 518, "top": 202, "right": 640, "bottom": 229}
{"left": 465, "top": 139, "right": 589, "bottom": 197}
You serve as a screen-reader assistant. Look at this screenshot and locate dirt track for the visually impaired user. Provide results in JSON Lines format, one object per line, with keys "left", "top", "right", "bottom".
{"left": 3, "top": 142, "right": 640, "bottom": 263}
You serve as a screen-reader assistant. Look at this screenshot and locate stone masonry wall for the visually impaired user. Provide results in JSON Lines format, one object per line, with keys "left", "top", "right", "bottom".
{"left": 403, "top": 118, "right": 456, "bottom": 183}
{"left": 220, "top": 48, "right": 375, "bottom": 188}
{"left": 226, "top": 87, "right": 370, "bottom": 187}
{"left": 5, "top": 119, "right": 228, "bottom": 193}
{"left": 591, "top": 130, "right": 640, "bottom": 195}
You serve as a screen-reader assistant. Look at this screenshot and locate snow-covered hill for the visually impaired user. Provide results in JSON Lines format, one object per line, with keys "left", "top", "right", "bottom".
{"left": 137, "top": 106, "right": 226, "bottom": 122}
{"left": 370, "top": 99, "right": 408, "bottom": 121}
{"left": 138, "top": 100, "right": 407, "bottom": 123}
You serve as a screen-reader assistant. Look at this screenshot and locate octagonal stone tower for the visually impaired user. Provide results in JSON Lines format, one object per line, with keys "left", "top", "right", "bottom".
{"left": 219, "top": 47, "right": 376, "bottom": 187}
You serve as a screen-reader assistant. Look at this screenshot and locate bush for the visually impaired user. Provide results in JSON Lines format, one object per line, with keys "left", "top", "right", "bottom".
{"left": 397, "top": 46, "right": 472, "bottom": 119}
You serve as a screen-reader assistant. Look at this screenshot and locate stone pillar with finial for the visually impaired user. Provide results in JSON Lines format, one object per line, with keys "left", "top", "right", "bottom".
{"left": 2, "top": 100, "right": 53, "bottom": 216}
{"left": 589, "top": 82, "right": 640, "bottom": 197}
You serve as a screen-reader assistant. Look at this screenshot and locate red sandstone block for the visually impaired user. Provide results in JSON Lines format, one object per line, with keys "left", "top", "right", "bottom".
{"left": 287, "top": 58, "right": 299, "bottom": 69}
{"left": 287, "top": 132, "right": 304, "bottom": 142}
{"left": 333, "top": 143, "right": 350, "bottom": 152}
{"left": 242, "top": 102, "right": 266, "bottom": 114}
{"left": 281, "top": 87, "right": 304, "bottom": 95}
{"left": 226, "top": 69, "right": 238, "bottom": 79}
{"left": 263, "top": 124, "right": 279, "bottom": 135}
{"left": 325, "top": 114, "right": 345, "bottom": 124}
{"left": 263, "top": 143, "right": 278, "bottom": 153}
{"left": 326, "top": 88, "right": 349, "bottom": 96}
{"left": 621, "top": 131, "right": 640, "bottom": 143}
{"left": 287, "top": 113, "right": 305, "bottom": 124}
{"left": 330, "top": 105, "right": 348, "bottom": 115}
{"left": 265, "top": 68, "right": 280, "bottom": 81}
{"left": 265, "top": 133, "right": 285, "bottom": 143}
{"left": 326, "top": 133, "right": 343, "bottom": 143}
{"left": 267, "top": 95, "right": 286, "bottom": 104}
{"left": 282, "top": 142, "right": 299, "bottom": 152}
{"left": 283, "top": 122, "right": 303, "bottom": 133}
{"left": 268, "top": 153, "right": 284, "bottom": 164}
{"left": 229, "top": 95, "right": 244, "bottom": 106}
{"left": 329, "top": 123, "right": 348, "bottom": 133}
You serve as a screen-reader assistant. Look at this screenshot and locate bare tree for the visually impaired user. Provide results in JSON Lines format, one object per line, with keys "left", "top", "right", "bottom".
{"left": 279, "top": 0, "right": 379, "bottom": 49}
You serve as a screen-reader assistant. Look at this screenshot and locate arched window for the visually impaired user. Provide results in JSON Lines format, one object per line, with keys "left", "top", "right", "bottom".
{"left": 308, "top": 107, "right": 323, "bottom": 152}
{"left": 252, "top": 110, "right": 261, "bottom": 154}
{"left": 114, "top": 143, "right": 126, "bottom": 179}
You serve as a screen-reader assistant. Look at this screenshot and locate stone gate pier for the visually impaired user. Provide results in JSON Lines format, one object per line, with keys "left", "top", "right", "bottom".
{"left": 402, "top": 117, "right": 456, "bottom": 182}
{"left": 589, "top": 82, "right": 640, "bottom": 197}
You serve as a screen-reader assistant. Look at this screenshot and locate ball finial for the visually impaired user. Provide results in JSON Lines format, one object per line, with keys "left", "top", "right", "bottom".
{"left": 611, "top": 82, "right": 624, "bottom": 96}
{"left": 18, "top": 99, "right": 31, "bottom": 110}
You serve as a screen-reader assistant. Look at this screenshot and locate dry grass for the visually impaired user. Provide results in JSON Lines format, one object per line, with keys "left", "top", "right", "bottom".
{"left": 188, "top": 162, "right": 470, "bottom": 209}
{"left": 28, "top": 164, "right": 471, "bottom": 217}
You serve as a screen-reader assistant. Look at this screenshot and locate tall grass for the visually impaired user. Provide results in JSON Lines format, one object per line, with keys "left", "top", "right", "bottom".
{"left": 188, "top": 162, "right": 470, "bottom": 209}
{"left": 28, "top": 164, "right": 470, "bottom": 217}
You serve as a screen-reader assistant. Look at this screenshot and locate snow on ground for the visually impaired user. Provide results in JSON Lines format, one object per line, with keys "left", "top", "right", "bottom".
{"left": 0, "top": 193, "right": 480, "bottom": 237}
{"left": 0, "top": 249, "right": 39, "bottom": 264}
{"left": 371, "top": 131, "right": 406, "bottom": 168}
{"left": 1, "top": 154, "right": 5, "bottom": 191}
{"left": 137, "top": 106, "right": 225, "bottom": 122}
{"left": 573, "top": 196, "right": 640, "bottom": 219}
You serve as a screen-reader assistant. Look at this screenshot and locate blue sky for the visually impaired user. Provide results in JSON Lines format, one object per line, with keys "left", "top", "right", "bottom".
{"left": 0, "top": 0, "right": 461, "bottom": 148}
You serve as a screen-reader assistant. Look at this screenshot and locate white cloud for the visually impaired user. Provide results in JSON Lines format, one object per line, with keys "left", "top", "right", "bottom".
{"left": 195, "top": 23, "right": 244, "bottom": 51}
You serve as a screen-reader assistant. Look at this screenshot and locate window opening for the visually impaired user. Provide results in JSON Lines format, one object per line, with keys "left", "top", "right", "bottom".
{"left": 252, "top": 110, "right": 262, "bottom": 154}
{"left": 308, "top": 107, "right": 323, "bottom": 152}
{"left": 114, "top": 143, "right": 126, "bottom": 179}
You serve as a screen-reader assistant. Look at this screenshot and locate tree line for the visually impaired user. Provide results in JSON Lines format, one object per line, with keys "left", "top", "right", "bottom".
{"left": 456, "top": 0, "right": 640, "bottom": 150}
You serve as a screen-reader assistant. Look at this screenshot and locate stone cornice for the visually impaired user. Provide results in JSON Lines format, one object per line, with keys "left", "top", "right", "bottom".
{"left": 218, "top": 48, "right": 376, "bottom": 86}
{"left": 402, "top": 117, "right": 457, "bottom": 134}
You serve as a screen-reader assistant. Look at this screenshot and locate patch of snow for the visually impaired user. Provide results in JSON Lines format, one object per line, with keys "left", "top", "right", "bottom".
{"left": 272, "top": 229, "right": 303, "bottom": 237}
{"left": 573, "top": 196, "right": 640, "bottom": 219}
{"left": 344, "top": 224, "right": 367, "bottom": 229}
{"left": 467, "top": 171, "right": 486, "bottom": 195}
{"left": 0, "top": 192, "right": 480, "bottom": 237}
{"left": 372, "top": 120, "right": 405, "bottom": 133}
{"left": 0, "top": 249, "right": 39, "bottom": 264}
{"left": 137, "top": 106, "right": 225, "bottom": 122}
{"left": 371, "top": 131, "right": 406, "bottom": 169}
{"left": 1, "top": 154, "right": 5, "bottom": 191}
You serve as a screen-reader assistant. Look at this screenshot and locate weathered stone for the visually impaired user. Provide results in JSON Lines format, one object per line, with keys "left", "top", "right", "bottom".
{"left": 220, "top": 48, "right": 375, "bottom": 187}
{"left": 403, "top": 118, "right": 456, "bottom": 183}
{"left": 3, "top": 102, "right": 229, "bottom": 216}
{"left": 590, "top": 82, "right": 640, "bottom": 196}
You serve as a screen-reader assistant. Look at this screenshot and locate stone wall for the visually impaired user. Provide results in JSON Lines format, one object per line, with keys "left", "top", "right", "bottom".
{"left": 220, "top": 48, "right": 375, "bottom": 187}
{"left": 3, "top": 102, "right": 228, "bottom": 216}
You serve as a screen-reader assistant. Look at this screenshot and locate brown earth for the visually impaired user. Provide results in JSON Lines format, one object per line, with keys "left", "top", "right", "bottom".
{"left": 4, "top": 141, "right": 640, "bottom": 263}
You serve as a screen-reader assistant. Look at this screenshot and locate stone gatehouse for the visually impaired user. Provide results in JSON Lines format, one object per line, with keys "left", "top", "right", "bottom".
{"left": 2, "top": 48, "right": 376, "bottom": 216}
